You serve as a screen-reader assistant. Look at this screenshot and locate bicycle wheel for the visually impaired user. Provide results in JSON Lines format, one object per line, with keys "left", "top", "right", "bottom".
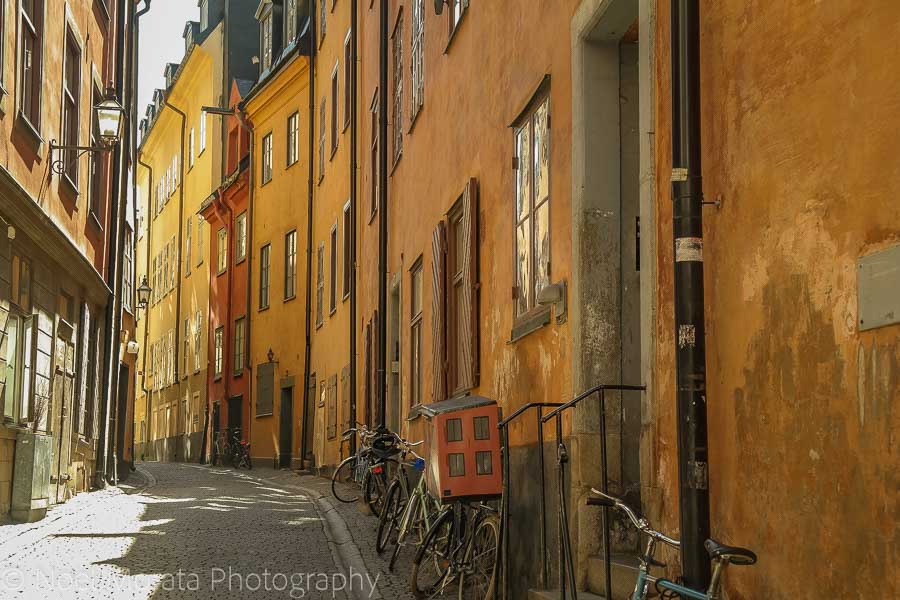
{"left": 364, "top": 459, "right": 397, "bottom": 516}
{"left": 376, "top": 481, "right": 403, "bottom": 553}
{"left": 458, "top": 514, "right": 500, "bottom": 600}
{"left": 410, "top": 510, "right": 455, "bottom": 599}
{"left": 332, "top": 456, "right": 360, "bottom": 503}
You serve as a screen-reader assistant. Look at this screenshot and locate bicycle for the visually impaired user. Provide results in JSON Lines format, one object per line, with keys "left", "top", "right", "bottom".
{"left": 332, "top": 424, "right": 400, "bottom": 516}
{"left": 586, "top": 489, "right": 756, "bottom": 600}
{"left": 212, "top": 430, "right": 232, "bottom": 467}
{"left": 409, "top": 500, "right": 500, "bottom": 600}
{"left": 230, "top": 428, "right": 252, "bottom": 469}
{"left": 376, "top": 439, "right": 442, "bottom": 573}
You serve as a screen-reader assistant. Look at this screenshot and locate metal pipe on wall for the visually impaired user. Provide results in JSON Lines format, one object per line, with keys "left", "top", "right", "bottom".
{"left": 348, "top": 0, "right": 358, "bottom": 455}
{"left": 670, "top": 0, "right": 712, "bottom": 588}
{"left": 376, "top": 0, "right": 388, "bottom": 429}
{"left": 301, "top": 1, "right": 318, "bottom": 466}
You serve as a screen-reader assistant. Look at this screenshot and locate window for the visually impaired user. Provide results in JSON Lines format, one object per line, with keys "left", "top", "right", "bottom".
{"left": 199, "top": 109, "right": 207, "bottom": 152}
{"left": 61, "top": 30, "right": 81, "bottom": 185}
{"left": 261, "top": 132, "right": 273, "bottom": 183}
{"left": 89, "top": 85, "right": 104, "bottom": 219}
{"left": 259, "top": 243, "right": 271, "bottom": 309}
{"left": 476, "top": 451, "right": 492, "bottom": 475}
{"left": 432, "top": 180, "right": 479, "bottom": 400}
{"left": 284, "top": 230, "right": 297, "bottom": 299}
{"left": 319, "top": 0, "right": 326, "bottom": 44}
{"left": 2, "top": 313, "right": 35, "bottom": 425}
{"left": 514, "top": 93, "right": 551, "bottom": 318}
{"left": 150, "top": 257, "right": 157, "bottom": 304}
{"left": 0, "top": 0, "right": 5, "bottom": 88}
{"left": 446, "top": 418, "right": 463, "bottom": 442}
{"left": 235, "top": 212, "right": 247, "bottom": 262}
{"left": 474, "top": 415, "right": 490, "bottom": 440}
{"left": 318, "top": 102, "right": 326, "bottom": 181}
{"left": 123, "top": 228, "right": 134, "bottom": 312}
{"left": 392, "top": 13, "right": 403, "bottom": 163}
{"left": 261, "top": 12, "right": 273, "bottom": 71}
{"left": 197, "top": 216, "right": 205, "bottom": 265}
{"left": 183, "top": 318, "right": 190, "bottom": 377}
{"left": 316, "top": 242, "right": 324, "bottom": 327}
{"left": 19, "top": 0, "right": 44, "bottom": 128}
{"left": 233, "top": 317, "right": 245, "bottom": 375}
{"left": 194, "top": 311, "right": 202, "bottom": 372}
{"left": 189, "top": 128, "right": 195, "bottom": 167}
{"left": 216, "top": 227, "right": 227, "bottom": 274}
{"left": 171, "top": 154, "right": 178, "bottom": 192}
{"left": 287, "top": 113, "right": 299, "bottom": 166}
{"left": 449, "top": 0, "right": 468, "bottom": 36}
{"left": 185, "top": 216, "right": 192, "bottom": 276}
{"left": 411, "top": 0, "right": 425, "bottom": 122}
{"left": 410, "top": 258, "right": 423, "bottom": 407}
{"left": 214, "top": 326, "right": 224, "bottom": 378}
{"left": 329, "top": 225, "right": 337, "bottom": 314}
{"left": 370, "top": 98, "right": 378, "bottom": 216}
{"left": 330, "top": 65, "right": 339, "bottom": 156}
{"left": 342, "top": 202, "right": 351, "bottom": 299}
{"left": 343, "top": 32, "right": 352, "bottom": 129}
{"left": 285, "top": 0, "right": 297, "bottom": 44}
{"left": 448, "top": 453, "right": 465, "bottom": 477}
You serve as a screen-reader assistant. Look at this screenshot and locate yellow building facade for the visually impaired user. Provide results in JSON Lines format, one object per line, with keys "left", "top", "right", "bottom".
{"left": 243, "top": 35, "right": 311, "bottom": 467}
{"left": 135, "top": 23, "right": 224, "bottom": 462}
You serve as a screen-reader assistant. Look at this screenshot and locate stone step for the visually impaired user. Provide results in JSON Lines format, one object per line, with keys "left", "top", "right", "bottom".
{"left": 528, "top": 590, "right": 607, "bottom": 600}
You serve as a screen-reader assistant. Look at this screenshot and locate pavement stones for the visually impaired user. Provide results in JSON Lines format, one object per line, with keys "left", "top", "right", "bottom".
{"left": 0, "top": 462, "right": 421, "bottom": 599}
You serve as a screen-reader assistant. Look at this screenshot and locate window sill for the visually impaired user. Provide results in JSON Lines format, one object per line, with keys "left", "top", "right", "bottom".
{"left": 60, "top": 174, "right": 80, "bottom": 199}
{"left": 444, "top": 12, "right": 468, "bottom": 54}
{"left": 508, "top": 305, "right": 552, "bottom": 343}
{"left": 284, "top": 294, "right": 297, "bottom": 303}
{"left": 286, "top": 159, "right": 299, "bottom": 170}
{"left": 329, "top": 306, "right": 337, "bottom": 316}
{"left": 342, "top": 119, "right": 350, "bottom": 133}
{"left": 342, "top": 291, "right": 350, "bottom": 303}
{"left": 15, "top": 111, "right": 44, "bottom": 154}
{"left": 214, "top": 375, "right": 223, "bottom": 382}
{"left": 236, "top": 256, "right": 247, "bottom": 266}
{"left": 88, "top": 211, "right": 104, "bottom": 232}
{"left": 233, "top": 371, "right": 243, "bottom": 379}
{"left": 390, "top": 151, "right": 402, "bottom": 176}
{"left": 217, "top": 269, "right": 227, "bottom": 277}
{"left": 315, "top": 320, "right": 324, "bottom": 330}
{"left": 259, "top": 304, "right": 270, "bottom": 312}
{"left": 368, "top": 208, "right": 377, "bottom": 225}
{"left": 408, "top": 107, "right": 423, "bottom": 135}
{"left": 256, "top": 412, "right": 274, "bottom": 419}
{"left": 330, "top": 145, "right": 338, "bottom": 161}
{"left": 261, "top": 176, "right": 272, "bottom": 186}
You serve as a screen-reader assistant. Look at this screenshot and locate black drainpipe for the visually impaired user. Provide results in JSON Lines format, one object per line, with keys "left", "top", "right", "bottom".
{"left": 301, "top": 4, "right": 318, "bottom": 467}
{"left": 671, "top": 0, "right": 711, "bottom": 588}
{"left": 96, "top": 0, "right": 130, "bottom": 488}
{"left": 137, "top": 155, "right": 153, "bottom": 459}
{"left": 348, "top": 0, "right": 358, "bottom": 453}
{"left": 376, "top": 0, "right": 388, "bottom": 429}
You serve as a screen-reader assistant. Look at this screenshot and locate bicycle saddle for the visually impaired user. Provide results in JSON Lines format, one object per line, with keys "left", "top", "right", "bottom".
{"left": 704, "top": 539, "right": 757, "bottom": 566}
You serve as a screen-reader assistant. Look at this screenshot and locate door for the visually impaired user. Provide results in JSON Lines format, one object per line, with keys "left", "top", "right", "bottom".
{"left": 53, "top": 320, "right": 76, "bottom": 504}
{"left": 279, "top": 386, "right": 293, "bottom": 468}
{"left": 228, "top": 395, "right": 243, "bottom": 440}
{"left": 387, "top": 281, "right": 401, "bottom": 432}
{"left": 303, "top": 375, "right": 316, "bottom": 466}
{"left": 115, "top": 364, "right": 129, "bottom": 475}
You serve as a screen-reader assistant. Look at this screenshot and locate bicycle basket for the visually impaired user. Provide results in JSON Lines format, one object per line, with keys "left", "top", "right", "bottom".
{"left": 370, "top": 433, "right": 401, "bottom": 460}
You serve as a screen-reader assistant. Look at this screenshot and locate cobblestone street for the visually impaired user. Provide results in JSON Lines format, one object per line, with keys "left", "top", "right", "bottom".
{"left": 0, "top": 463, "right": 417, "bottom": 599}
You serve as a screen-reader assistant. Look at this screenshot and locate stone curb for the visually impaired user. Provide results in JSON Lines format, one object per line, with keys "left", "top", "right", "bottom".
{"left": 231, "top": 468, "right": 381, "bottom": 600}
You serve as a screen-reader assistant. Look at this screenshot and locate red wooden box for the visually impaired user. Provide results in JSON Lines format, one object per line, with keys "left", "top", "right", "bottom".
{"left": 419, "top": 396, "right": 502, "bottom": 501}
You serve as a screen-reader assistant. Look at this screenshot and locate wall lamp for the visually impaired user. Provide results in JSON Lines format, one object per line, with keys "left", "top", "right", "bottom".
{"left": 49, "top": 87, "right": 125, "bottom": 176}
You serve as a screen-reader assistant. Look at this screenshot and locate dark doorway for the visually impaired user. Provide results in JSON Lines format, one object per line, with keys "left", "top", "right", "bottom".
{"left": 116, "top": 364, "right": 130, "bottom": 475}
{"left": 228, "top": 395, "right": 243, "bottom": 440}
{"left": 279, "top": 386, "right": 293, "bottom": 468}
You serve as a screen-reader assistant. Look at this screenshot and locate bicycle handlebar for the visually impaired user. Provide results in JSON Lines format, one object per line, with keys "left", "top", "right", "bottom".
{"left": 588, "top": 488, "right": 680, "bottom": 548}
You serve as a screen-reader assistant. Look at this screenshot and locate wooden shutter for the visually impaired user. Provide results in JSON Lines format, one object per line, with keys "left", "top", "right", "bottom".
{"left": 431, "top": 221, "right": 447, "bottom": 402}
{"left": 327, "top": 374, "right": 338, "bottom": 439}
{"left": 76, "top": 303, "right": 90, "bottom": 435}
{"left": 458, "top": 179, "right": 479, "bottom": 390}
{"left": 341, "top": 365, "right": 350, "bottom": 431}
{"left": 372, "top": 310, "right": 379, "bottom": 424}
{"left": 256, "top": 362, "right": 275, "bottom": 416}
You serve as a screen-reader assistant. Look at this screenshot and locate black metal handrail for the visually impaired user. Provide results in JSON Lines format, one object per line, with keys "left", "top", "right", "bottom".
{"left": 497, "top": 402, "right": 563, "bottom": 600}
{"left": 541, "top": 384, "right": 647, "bottom": 600}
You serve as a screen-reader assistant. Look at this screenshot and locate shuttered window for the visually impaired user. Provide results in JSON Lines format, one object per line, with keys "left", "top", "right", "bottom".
{"left": 256, "top": 361, "right": 275, "bottom": 417}
{"left": 433, "top": 179, "right": 479, "bottom": 399}
{"left": 327, "top": 374, "right": 338, "bottom": 439}
{"left": 431, "top": 222, "right": 447, "bottom": 402}
{"left": 341, "top": 365, "right": 350, "bottom": 430}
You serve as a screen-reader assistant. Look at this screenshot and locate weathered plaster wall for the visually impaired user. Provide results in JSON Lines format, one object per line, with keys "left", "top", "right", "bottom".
{"left": 652, "top": 2, "right": 899, "bottom": 597}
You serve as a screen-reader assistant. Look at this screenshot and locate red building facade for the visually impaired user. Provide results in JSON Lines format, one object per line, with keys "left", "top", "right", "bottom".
{"left": 198, "top": 80, "right": 252, "bottom": 455}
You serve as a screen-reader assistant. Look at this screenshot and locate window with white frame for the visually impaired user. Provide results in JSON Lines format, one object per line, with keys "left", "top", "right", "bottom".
{"left": 319, "top": 102, "right": 326, "bottom": 180}
{"left": 331, "top": 65, "right": 339, "bottom": 155}
{"left": 261, "top": 11, "right": 273, "bottom": 71}
{"left": 344, "top": 32, "right": 352, "bottom": 129}
{"left": 189, "top": 128, "right": 195, "bottom": 167}
{"left": 285, "top": 0, "right": 297, "bottom": 43}
{"left": 287, "top": 113, "right": 299, "bottom": 166}
{"left": 392, "top": 13, "right": 403, "bottom": 163}
{"left": 185, "top": 216, "right": 192, "bottom": 276}
{"left": 123, "top": 228, "right": 134, "bottom": 312}
{"left": 411, "top": 0, "right": 425, "bottom": 121}
{"left": 285, "top": 230, "right": 297, "bottom": 299}
{"left": 513, "top": 91, "right": 551, "bottom": 318}
{"left": 259, "top": 243, "right": 271, "bottom": 309}
{"left": 194, "top": 311, "right": 202, "bottom": 372}
{"left": 217, "top": 227, "right": 227, "bottom": 274}
{"left": 235, "top": 212, "right": 247, "bottom": 262}
{"left": 199, "top": 110, "right": 207, "bottom": 152}
{"left": 214, "top": 326, "right": 224, "bottom": 378}
{"left": 233, "top": 317, "right": 245, "bottom": 375}
{"left": 19, "top": 0, "right": 44, "bottom": 129}
{"left": 61, "top": 29, "right": 81, "bottom": 185}
{"left": 262, "top": 132, "right": 273, "bottom": 183}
